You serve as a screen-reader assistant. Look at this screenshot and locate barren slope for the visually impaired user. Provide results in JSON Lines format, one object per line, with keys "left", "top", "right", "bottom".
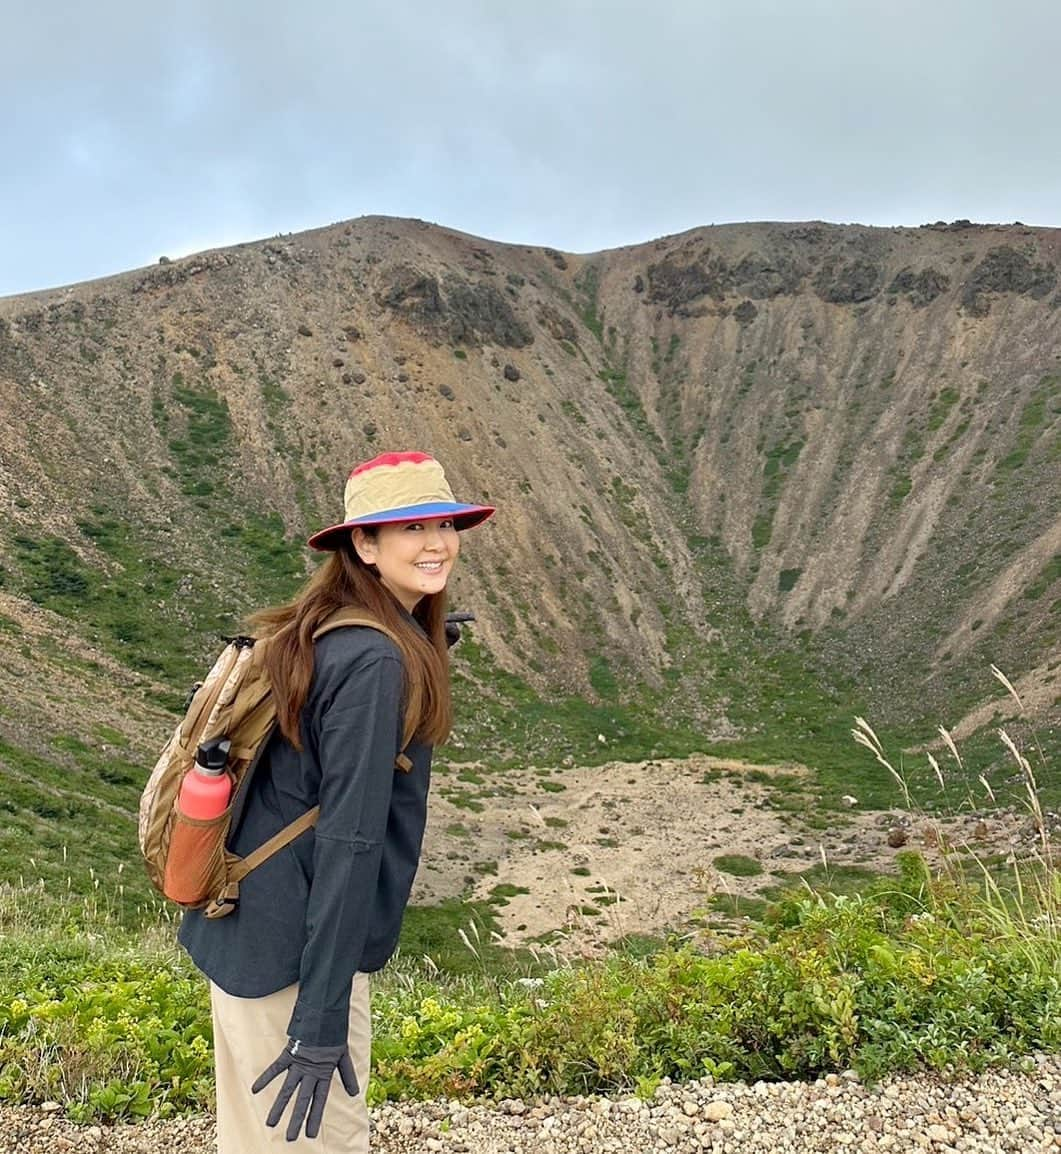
{"left": 0, "top": 216, "right": 1057, "bottom": 910}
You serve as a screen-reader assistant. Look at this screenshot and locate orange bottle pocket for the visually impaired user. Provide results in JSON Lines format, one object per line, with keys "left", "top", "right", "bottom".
{"left": 162, "top": 809, "right": 231, "bottom": 906}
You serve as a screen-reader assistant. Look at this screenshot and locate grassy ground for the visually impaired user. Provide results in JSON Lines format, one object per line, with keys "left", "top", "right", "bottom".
{"left": 0, "top": 837, "right": 1056, "bottom": 1119}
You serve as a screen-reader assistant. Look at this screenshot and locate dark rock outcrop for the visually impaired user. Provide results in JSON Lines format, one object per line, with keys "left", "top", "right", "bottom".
{"left": 961, "top": 246, "right": 1058, "bottom": 316}
{"left": 814, "top": 256, "right": 882, "bottom": 304}
{"left": 888, "top": 267, "right": 951, "bottom": 307}
{"left": 647, "top": 248, "right": 806, "bottom": 314}
{"left": 537, "top": 304, "right": 578, "bottom": 344}
{"left": 377, "top": 266, "right": 532, "bottom": 348}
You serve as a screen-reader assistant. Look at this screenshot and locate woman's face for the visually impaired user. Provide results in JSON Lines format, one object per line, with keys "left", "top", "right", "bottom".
{"left": 353, "top": 518, "right": 460, "bottom": 611}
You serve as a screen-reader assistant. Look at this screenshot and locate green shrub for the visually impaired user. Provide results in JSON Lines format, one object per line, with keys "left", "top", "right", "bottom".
{"left": 372, "top": 886, "right": 1059, "bottom": 1100}
{"left": 1, "top": 853, "right": 1057, "bottom": 1120}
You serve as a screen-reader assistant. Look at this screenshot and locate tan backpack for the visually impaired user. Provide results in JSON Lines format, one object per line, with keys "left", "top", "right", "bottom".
{"left": 138, "top": 608, "right": 417, "bottom": 919}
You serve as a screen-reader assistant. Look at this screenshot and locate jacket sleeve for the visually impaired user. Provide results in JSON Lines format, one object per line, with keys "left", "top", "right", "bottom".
{"left": 286, "top": 651, "right": 404, "bottom": 1046}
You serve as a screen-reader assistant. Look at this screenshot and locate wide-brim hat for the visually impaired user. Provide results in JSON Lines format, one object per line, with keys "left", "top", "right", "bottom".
{"left": 307, "top": 451, "right": 495, "bottom": 551}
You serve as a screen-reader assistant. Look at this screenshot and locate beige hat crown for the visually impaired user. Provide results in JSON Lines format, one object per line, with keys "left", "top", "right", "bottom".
{"left": 307, "top": 451, "right": 494, "bottom": 551}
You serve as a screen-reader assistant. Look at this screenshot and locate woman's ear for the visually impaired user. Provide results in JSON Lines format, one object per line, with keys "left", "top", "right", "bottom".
{"left": 351, "top": 527, "right": 377, "bottom": 566}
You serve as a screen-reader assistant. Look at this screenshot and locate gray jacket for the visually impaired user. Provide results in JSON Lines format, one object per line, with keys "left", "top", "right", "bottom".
{"left": 178, "top": 623, "right": 432, "bottom": 1046}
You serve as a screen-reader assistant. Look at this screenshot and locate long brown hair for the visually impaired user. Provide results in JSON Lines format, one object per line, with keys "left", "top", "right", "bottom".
{"left": 248, "top": 536, "right": 451, "bottom": 749}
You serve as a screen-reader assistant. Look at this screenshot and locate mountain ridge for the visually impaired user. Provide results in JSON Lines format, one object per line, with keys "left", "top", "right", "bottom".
{"left": 0, "top": 215, "right": 1057, "bottom": 790}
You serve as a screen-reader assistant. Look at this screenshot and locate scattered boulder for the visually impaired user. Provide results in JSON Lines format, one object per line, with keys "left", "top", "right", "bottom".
{"left": 503, "top": 363, "right": 521, "bottom": 382}
{"left": 438, "top": 384, "right": 455, "bottom": 400}
{"left": 341, "top": 372, "right": 352, "bottom": 385}
{"left": 362, "top": 421, "right": 377, "bottom": 439}
{"left": 332, "top": 357, "right": 344, "bottom": 368}
{"left": 543, "top": 247, "right": 568, "bottom": 270}
{"left": 352, "top": 372, "right": 367, "bottom": 385}
{"left": 457, "top": 427, "right": 473, "bottom": 442}
{"left": 886, "top": 827, "right": 908, "bottom": 848}
{"left": 920, "top": 219, "right": 979, "bottom": 232}
{"left": 633, "top": 274, "right": 644, "bottom": 293}
{"left": 733, "top": 300, "right": 758, "bottom": 326}
{"left": 297, "top": 323, "right": 313, "bottom": 337}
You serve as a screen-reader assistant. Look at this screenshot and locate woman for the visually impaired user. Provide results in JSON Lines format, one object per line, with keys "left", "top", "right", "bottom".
{"left": 179, "top": 450, "right": 493, "bottom": 1151}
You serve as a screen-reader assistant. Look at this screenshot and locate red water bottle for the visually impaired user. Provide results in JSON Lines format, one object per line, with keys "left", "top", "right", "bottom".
{"left": 179, "top": 737, "right": 233, "bottom": 818}
{"left": 163, "top": 737, "right": 234, "bottom": 904}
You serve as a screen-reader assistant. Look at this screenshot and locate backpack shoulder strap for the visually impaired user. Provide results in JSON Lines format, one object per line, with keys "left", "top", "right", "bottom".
{"left": 313, "top": 607, "right": 396, "bottom": 642}
{"left": 311, "top": 608, "right": 420, "bottom": 758}
{"left": 208, "top": 610, "right": 424, "bottom": 913}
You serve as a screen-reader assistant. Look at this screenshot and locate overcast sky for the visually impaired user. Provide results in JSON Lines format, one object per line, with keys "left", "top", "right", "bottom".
{"left": 1, "top": 0, "right": 1058, "bottom": 297}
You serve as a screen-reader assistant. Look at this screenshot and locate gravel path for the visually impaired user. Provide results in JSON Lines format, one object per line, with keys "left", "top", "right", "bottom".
{"left": 3, "top": 1055, "right": 1057, "bottom": 1153}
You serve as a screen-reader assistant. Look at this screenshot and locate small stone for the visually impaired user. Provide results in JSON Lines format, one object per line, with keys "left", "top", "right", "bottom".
{"left": 887, "top": 827, "right": 908, "bottom": 848}
{"left": 683, "top": 1099, "right": 700, "bottom": 1116}
{"left": 926, "top": 1124, "right": 950, "bottom": 1143}
{"left": 704, "top": 1100, "right": 734, "bottom": 1122}
{"left": 503, "top": 363, "right": 520, "bottom": 381}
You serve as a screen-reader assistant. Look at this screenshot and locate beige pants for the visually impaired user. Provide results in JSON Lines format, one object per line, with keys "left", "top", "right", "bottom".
{"left": 210, "top": 975, "right": 372, "bottom": 1153}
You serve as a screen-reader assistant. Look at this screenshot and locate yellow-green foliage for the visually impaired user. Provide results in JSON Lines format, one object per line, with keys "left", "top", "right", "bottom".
{"left": 2, "top": 855, "right": 1057, "bottom": 1121}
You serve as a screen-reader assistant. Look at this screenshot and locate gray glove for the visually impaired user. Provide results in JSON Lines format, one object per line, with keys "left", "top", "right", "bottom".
{"left": 251, "top": 1038, "right": 359, "bottom": 1141}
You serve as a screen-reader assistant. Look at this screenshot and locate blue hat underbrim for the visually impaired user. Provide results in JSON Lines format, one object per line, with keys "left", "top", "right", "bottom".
{"left": 307, "top": 501, "right": 495, "bottom": 550}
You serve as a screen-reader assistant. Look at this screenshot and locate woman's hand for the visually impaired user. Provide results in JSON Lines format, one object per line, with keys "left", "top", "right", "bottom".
{"left": 251, "top": 1038, "right": 359, "bottom": 1140}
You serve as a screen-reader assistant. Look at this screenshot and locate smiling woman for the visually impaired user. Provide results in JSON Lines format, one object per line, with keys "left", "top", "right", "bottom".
{"left": 176, "top": 450, "right": 493, "bottom": 1153}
